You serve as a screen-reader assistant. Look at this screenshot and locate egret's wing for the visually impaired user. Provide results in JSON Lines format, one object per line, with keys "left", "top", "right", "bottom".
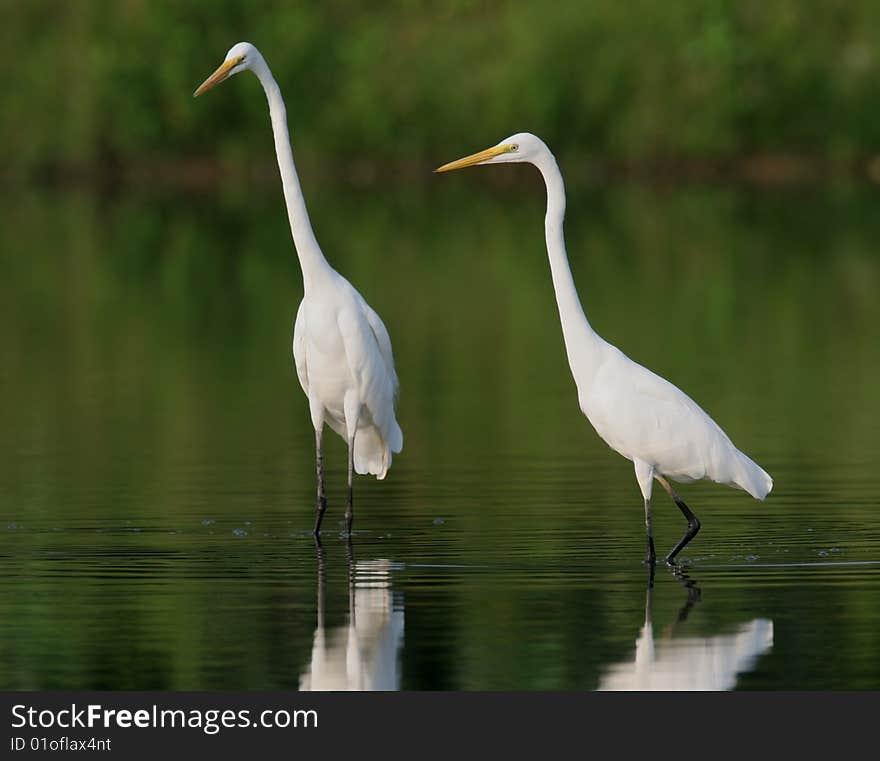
{"left": 360, "top": 299, "right": 399, "bottom": 400}
{"left": 292, "top": 300, "right": 309, "bottom": 394}
{"left": 587, "top": 351, "right": 731, "bottom": 481}
{"left": 337, "top": 296, "right": 403, "bottom": 454}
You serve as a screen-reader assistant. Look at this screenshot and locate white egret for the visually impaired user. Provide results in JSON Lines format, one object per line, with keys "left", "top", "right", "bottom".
{"left": 195, "top": 42, "right": 403, "bottom": 535}
{"left": 436, "top": 133, "right": 772, "bottom": 564}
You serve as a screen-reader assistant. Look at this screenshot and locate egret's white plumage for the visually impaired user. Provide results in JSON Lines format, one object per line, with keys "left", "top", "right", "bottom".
{"left": 196, "top": 42, "right": 402, "bottom": 533}
{"left": 292, "top": 280, "right": 402, "bottom": 479}
{"left": 437, "top": 133, "right": 772, "bottom": 563}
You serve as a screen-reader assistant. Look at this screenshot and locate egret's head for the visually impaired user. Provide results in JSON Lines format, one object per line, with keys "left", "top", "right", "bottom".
{"left": 435, "top": 132, "right": 547, "bottom": 173}
{"left": 193, "top": 42, "right": 259, "bottom": 97}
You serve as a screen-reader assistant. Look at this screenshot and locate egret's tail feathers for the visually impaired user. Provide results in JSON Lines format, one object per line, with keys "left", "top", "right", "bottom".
{"left": 387, "top": 421, "right": 403, "bottom": 454}
{"left": 733, "top": 451, "right": 773, "bottom": 501}
{"left": 353, "top": 424, "right": 403, "bottom": 480}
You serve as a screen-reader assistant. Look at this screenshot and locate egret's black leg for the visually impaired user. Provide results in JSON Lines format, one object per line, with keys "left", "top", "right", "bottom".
{"left": 645, "top": 558, "right": 656, "bottom": 592}
{"left": 313, "top": 428, "right": 327, "bottom": 535}
{"left": 658, "top": 476, "right": 700, "bottom": 564}
{"left": 643, "top": 497, "right": 657, "bottom": 565}
{"left": 344, "top": 435, "right": 354, "bottom": 535}
{"left": 666, "top": 497, "right": 700, "bottom": 564}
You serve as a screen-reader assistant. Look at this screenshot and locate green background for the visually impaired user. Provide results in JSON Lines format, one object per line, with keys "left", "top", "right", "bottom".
{"left": 5, "top": 1, "right": 880, "bottom": 179}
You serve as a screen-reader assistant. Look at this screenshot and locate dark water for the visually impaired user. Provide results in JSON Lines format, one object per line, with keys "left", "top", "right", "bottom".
{"left": 1, "top": 179, "right": 879, "bottom": 690}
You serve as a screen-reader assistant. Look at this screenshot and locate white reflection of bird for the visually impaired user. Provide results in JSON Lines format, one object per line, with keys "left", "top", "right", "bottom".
{"left": 598, "top": 582, "right": 773, "bottom": 691}
{"left": 299, "top": 558, "right": 404, "bottom": 691}
{"left": 436, "top": 134, "right": 772, "bottom": 564}
{"left": 195, "top": 43, "right": 402, "bottom": 535}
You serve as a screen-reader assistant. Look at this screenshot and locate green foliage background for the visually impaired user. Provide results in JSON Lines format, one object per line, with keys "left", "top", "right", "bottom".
{"left": 4, "top": 0, "right": 880, "bottom": 176}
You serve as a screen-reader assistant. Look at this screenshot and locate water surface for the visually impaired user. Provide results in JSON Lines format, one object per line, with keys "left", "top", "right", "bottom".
{"left": 1, "top": 180, "right": 879, "bottom": 689}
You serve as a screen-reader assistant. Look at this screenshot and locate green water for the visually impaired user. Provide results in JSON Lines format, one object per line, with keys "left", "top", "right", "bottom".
{"left": 1, "top": 177, "right": 879, "bottom": 690}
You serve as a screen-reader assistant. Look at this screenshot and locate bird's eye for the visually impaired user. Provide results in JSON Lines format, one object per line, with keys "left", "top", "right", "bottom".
{"left": 511, "top": 144, "right": 519, "bottom": 152}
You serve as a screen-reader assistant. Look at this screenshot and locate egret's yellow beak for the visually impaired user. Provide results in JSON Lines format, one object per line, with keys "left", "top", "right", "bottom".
{"left": 193, "top": 56, "right": 243, "bottom": 97}
{"left": 434, "top": 144, "right": 514, "bottom": 173}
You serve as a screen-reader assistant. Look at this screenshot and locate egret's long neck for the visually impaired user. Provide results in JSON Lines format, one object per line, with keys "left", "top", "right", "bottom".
{"left": 536, "top": 152, "right": 606, "bottom": 383}
{"left": 254, "top": 63, "right": 330, "bottom": 290}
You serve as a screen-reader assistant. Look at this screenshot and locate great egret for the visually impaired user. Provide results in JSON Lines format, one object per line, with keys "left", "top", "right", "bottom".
{"left": 195, "top": 43, "right": 403, "bottom": 535}
{"left": 436, "top": 133, "right": 772, "bottom": 564}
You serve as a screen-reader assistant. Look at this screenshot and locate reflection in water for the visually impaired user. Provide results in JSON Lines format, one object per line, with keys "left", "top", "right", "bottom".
{"left": 2, "top": 189, "right": 879, "bottom": 690}
{"left": 299, "top": 542, "right": 404, "bottom": 691}
{"left": 598, "top": 570, "right": 773, "bottom": 691}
